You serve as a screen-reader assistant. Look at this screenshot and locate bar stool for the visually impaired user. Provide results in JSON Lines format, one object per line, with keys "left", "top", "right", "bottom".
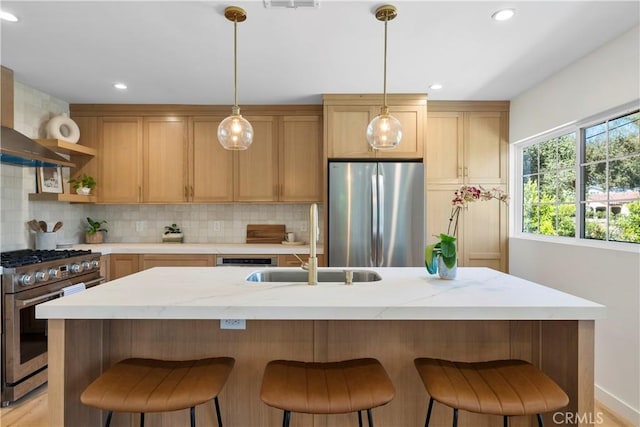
{"left": 414, "top": 358, "right": 569, "bottom": 427}
{"left": 81, "top": 357, "right": 235, "bottom": 427}
{"left": 260, "top": 358, "right": 395, "bottom": 427}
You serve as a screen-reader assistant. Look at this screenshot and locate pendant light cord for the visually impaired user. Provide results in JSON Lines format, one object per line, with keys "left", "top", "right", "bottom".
{"left": 383, "top": 14, "right": 388, "bottom": 110}
{"left": 233, "top": 18, "right": 239, "bottom": 110}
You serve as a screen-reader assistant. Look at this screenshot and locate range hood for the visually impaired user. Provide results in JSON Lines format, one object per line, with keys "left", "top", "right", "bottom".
{"left": 1, "top": 126, "right": 74, "bottom": 167}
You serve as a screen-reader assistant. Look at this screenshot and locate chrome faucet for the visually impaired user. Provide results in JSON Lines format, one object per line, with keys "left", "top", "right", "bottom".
{"left": 297, "top": 203, "right": 318, "bottom": 285}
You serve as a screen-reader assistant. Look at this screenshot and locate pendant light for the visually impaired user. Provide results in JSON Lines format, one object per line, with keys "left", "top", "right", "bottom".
{"left": 218, "top": 6, "right": 253, "bottom": 150}
{"left": 366, "top": 4, "right": 402, "bottom": 150}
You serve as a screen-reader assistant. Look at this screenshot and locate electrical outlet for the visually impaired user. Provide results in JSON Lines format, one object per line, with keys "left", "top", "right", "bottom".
{"left": 213, "top": 221, "right": 221, "bottom": 232}
{"left": 135, "top": 221, "right": 144, "bottom": 232}
{"left": 220, "top": 319, "right": 246, "bottom": 330}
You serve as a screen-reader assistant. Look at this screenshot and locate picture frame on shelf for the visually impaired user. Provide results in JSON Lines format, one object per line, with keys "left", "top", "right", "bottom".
{"left": 37, "top": 166, "right": 64, "bottom": 194}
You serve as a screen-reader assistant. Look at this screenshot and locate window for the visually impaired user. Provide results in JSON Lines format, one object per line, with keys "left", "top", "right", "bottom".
{"left": 522, "top": 133, "right": 577, "bottom": 236}
{"left": 517, "top": 105, "right": 639, "bottom": 245}
{"left": 582, "top": 111, "right": 640, "bottom": 243}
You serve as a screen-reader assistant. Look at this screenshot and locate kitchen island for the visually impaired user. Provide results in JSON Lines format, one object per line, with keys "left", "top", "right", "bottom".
{"left": 38, "top": 267, "right": 604, "bottom": 427}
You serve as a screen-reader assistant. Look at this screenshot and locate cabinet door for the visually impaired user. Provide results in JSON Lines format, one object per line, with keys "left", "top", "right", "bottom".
{"left": 280, "top": 115, "right": 322, "bottom": 202}
{"left": 426, "top": 112, "right": 464, "bottom": 184}
{"left": 235, "top": 116, "right": 278, "bottom": 202}
{"left": 109, "top": 254, "right": 140, "bottom": 280}
{"left": 144, "top": 117, "right": 188, "bottom": 203}
{"left": 426, "top": 186, "right": 463, "bottom": 251}
{"left": 99, "top": 117, "right": 143, "bottom": 203}
{"left": 190, "top": 117, "right": 234, "bottom": 202}
{"left": 464, "top": 111, "right": 508, "bottom": 184}
{"left": 375, "top": 104, "right": 425, "bottom": 159}
{"left": 461, "top": 187, "right": 508, "bottom": 272}
{"left": 141, "top": 254, "right": 215, "bottom": 269}
{"left": 278, "top": 254, "right": 325, "bottom": 267}
{"left": 326, "top": 105, "right": 375, "bottom": 158}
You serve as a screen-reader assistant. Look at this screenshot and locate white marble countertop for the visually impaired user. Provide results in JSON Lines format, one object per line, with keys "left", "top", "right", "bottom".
{"left": 37, "top": 267, "right": 605, "bottom": 321}
{"left": 74, "top": 243, "right": 323, "bottom": 255}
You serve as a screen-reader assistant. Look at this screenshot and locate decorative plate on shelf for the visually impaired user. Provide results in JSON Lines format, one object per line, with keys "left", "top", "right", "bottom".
{"left": 281, "top": 241, "right": 306, "bottom": 246}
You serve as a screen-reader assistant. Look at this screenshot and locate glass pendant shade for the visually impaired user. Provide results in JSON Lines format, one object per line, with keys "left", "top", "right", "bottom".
{"left": 217, "top": 109, "right": 253, "bottom": 150}
{"left": 366, "top": 108, "right": 402, "bottom": 150}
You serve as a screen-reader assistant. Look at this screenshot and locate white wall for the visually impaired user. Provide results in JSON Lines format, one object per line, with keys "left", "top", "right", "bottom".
{"left": 509, "top": 25, "right": 640, "bottom": 425}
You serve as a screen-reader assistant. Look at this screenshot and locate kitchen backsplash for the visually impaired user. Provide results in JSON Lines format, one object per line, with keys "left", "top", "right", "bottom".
{"left": 1, "top": 81, "right": 323, "bottom": 251}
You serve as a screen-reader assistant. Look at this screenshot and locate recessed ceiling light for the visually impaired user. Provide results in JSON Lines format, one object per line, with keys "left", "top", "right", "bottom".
{"left": 429, "top": 84, "right": 443, "bottom": 90}
{"left": 491, "top": 8, "right": 515, "bottom": 21}
{"left": 0, "top": 10, "right": 19, "bottom": 22}
{"left": 113, "top": 83, "right": 128, "bottom": 90}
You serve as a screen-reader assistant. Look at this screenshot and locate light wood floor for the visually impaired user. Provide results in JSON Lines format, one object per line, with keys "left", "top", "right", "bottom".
{"left": 0, "top": 384, "right": 636, "bottom": 427}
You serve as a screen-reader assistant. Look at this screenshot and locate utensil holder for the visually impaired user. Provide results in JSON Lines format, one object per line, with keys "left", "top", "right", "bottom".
{"left": 36, "top": 232, "right": 57, "bottom": 250}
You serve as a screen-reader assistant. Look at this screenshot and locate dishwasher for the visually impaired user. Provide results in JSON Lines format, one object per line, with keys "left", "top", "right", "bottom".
{"left": 215, "top": 256, "right": 278, "bottom": 267}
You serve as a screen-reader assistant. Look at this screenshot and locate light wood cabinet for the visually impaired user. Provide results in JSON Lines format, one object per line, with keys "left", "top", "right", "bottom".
{"left": 426, "top": 185, "right": 508, "bottom": 272}
{"left": 279, "top": 115, "right": 322, "bottom": 202}
{"left": 141, "top": 254, "right": 215, "bottom": 269}
{"left": 426, "top": 102, "right": 510, "bottom": 272}
{"left": 235, "top": 116, "right": 279, "bottom": 202}
{"left": 71, "top": 105, "right": 323, "bottom": 204}
{"left": 190, "top": 117, "right": 234, "bottom": 202}
{"left": 109, "top": 254, "right": 140, "bottom": 280}
{"left": 278, "top": 254, "right": 325, "bottom": 267}
{"left": 143, "top": 117, "right": 188, "bottom": 203}
{"left": 98, "top": 117, "right": 143, "bottom": 203}
{"left": 426, "top": 107, "right": 508, "bottom": 185}
{"left": 324, "top": 94, "right": 426, "bottom": 159}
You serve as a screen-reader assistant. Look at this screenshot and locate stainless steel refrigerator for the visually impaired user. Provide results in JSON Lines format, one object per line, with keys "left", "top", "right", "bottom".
{"left": 328, "top": 161, "right": 424, "bottom": 267}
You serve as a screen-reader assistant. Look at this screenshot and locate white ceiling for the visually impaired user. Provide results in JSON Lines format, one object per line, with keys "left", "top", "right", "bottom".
{"left": 1, "top": 1, "right": 638, "bottom": 105}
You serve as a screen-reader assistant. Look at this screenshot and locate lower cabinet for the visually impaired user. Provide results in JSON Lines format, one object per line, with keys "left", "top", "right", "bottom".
{"left": 278, "top": 254, "right": 325, "bottom": 267}
{"left": 107, "top": 253, "right": 326, "bottom": 281}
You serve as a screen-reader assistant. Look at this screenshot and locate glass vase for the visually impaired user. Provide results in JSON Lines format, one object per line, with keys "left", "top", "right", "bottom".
{"left": 437, "top": 255, "right": 457, "bottom": 280}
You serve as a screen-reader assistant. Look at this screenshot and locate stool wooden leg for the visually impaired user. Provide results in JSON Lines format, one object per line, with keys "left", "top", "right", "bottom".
{"left": 452, "top": 408, "right": 458, "bottom": 427}
{"left": 140, "top": 412, "right": 145, "bottom": 427}
{"left": 214, "top": 397, "right": 223, "bottom": 427}
{"left": 367, "top": 408, "right": 374, "bottom": 427}
{"left": 282, "top": 410, "right": 291, "bottom": 427}
{"left": 190, "top": 406, "right": 196, "bottom": 427}
{"left": 104, "top": 410, "right": 113, "bottom": 427}
{"left": 537, "top": 413, "right": 544, "bottom": 427}
{"left": 425, "top": 397, "right": 434, "bottom": 427}
{"left": 358, "top": 410, "right": 363, "bottom": 427}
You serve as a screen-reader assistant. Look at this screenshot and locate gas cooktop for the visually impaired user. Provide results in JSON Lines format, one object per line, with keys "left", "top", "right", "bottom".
{"left": 0, "top": 249, "right": 93, "bottom": 268}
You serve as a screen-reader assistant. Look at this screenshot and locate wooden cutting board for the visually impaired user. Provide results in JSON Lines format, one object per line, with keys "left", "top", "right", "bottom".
{"left": 246, "top": 224, "right": 286, "bottom": 244}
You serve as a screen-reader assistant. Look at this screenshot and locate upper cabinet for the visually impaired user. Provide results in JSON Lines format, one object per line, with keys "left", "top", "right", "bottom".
{"left": 426, "top": 102, "right": 509, "bottom": 186}
{"left": 279, "top": 115, "right": 322, "bottom": 202}
{"left": 324, "top": 94, "right": 426, "bottom": 159}
{"left": 70, "top": 105, "right": 323, "bottom": 204}
{"left": 99, "top": 117, "right": 143, "bottom": 203}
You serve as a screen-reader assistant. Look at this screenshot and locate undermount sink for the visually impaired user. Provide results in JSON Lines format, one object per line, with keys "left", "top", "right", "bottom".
{"left": 245, "top": 269, "right": 382, "bottom": 283}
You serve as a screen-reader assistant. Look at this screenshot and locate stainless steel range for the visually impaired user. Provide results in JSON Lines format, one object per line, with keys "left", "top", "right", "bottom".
{"left": 1, "top": 249, "right": 103, "bottom": 406}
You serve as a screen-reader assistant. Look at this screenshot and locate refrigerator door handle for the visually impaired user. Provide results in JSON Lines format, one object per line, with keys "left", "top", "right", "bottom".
{"left": 377, "top": 173, "right": 384, "bottom": 266}
{"left": 371, "top": 174, "right": 378, "bottom": 267}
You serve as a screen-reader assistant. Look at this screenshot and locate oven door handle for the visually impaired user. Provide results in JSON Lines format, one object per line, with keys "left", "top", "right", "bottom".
{"left": 16, "top": 290, "right": 63, "bottom": 308}
{"left": 84, "top": 277, "right": 105, "bottom": 288}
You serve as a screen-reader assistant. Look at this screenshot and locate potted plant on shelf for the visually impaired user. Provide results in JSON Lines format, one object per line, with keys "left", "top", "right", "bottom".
{"left": 425, "top": 185, "right": 508, "bottom": 279}
{"left": 162, "top": 223, "right": 183, "bottom": 243}
{"left": 68, "top": 173, "right": 96, "bottom": 196}
{"left": 85, "top": 217, "right": 107, "bottom": 244}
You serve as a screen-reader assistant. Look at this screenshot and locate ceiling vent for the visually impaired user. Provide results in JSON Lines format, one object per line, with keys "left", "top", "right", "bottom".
{"left": 263, "top": 0, "right": 319, "bottom": 9}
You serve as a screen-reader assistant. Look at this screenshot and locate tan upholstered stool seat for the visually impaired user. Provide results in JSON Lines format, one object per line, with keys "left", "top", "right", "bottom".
{"left": 414, "top": 358, "right": 568, "bottom": 416}
{"left": 81, "top": 357, "right": 234, "bottom": 426}
{"left": 261, "top": 358, "right": 395, "bottom": 426}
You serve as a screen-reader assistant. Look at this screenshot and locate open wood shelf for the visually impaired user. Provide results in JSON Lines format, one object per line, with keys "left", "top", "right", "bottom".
{"left": 28, "top": 193, "right": 96, "bottom": 203}
{"left": 34, "top": 139, "right": 97, "bottom": 156}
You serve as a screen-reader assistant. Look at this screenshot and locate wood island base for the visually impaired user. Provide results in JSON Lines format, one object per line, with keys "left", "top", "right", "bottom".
{"left": 48, "top": 319, "right": 594, "bottom": 427}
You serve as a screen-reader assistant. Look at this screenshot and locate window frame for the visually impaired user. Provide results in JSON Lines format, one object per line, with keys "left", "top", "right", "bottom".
{"left": 511, "top": 100, "right": 640, "bottom": 252}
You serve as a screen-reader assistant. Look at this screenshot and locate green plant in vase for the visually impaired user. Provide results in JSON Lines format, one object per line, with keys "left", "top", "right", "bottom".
{"left": 425, "top": 185, "right": 508, "bottom": 277}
